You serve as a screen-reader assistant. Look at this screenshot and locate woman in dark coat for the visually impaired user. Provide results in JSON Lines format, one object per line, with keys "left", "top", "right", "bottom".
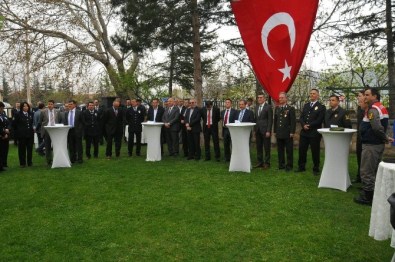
{"left": 14, "top": 102, "right": 34, "bottom": 167}
{"left": 0, "top": 102, "right": 10, "bottom": 169}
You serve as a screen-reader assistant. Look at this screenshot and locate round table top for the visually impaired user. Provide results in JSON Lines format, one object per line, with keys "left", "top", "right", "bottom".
{"left": 142, "top": 122, "right": 164, "bottom": 126}
{"left": 44, "top": 125, "right": 72, "bottom": 129}
{"left": 226, "top": 122, "right": 256, "bottom": 127}
{"left": 318, "top": 128, "right": 357, "bottom": 134}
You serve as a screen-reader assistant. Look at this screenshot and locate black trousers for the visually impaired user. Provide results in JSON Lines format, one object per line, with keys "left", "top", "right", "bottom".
{"left": 298, "top": 135, "right": 321, "bottom": 171}
{"left": 187, "top": 131, "right": 201, "bottom": 159}
{"left": 204, "top": 127, "right": 220, "bottom": 160}
{"left": 68, "top": 129, "right": 83, "bottom": 162}
{"left": 106, "top": 133, "right": 122, "bottom": 157}
{"left": 128, "top": 131, "right": 142, "bottom": 155}
{"left": 85, "top": 135, "right": 99, "bottom": 158}
{"left": 223, "top": 128, "right": 232, "bottom": 161}
{"left": 181, "top": 126, "right": 188, "bottom": 157}
{"left": 18, "top": 136, "right": 34, "bottom": 166}
{"left": 0, "top": 138, "right": 9, "bottom": 167}
{"left": 256, "top": 131, "right": 271, "bottom": 165}
{"left": 165, "top": 129, "right": 179, "bottom": 155}
{"left": 276, "top": 137, "right": 293, "bottom": 169}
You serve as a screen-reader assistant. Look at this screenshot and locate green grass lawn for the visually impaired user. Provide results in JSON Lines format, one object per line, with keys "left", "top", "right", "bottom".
{"left": 0, "top": 142, "right": 393, "bottom": 261}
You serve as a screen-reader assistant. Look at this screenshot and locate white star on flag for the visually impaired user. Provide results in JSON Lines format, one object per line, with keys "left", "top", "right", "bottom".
{"left": 278, "top": 60, "right": 292, "bottom": 82}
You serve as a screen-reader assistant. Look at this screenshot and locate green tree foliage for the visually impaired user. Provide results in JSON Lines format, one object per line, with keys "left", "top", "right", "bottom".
{"left": 112, "top": 0, "right": 227, "bottom": 99}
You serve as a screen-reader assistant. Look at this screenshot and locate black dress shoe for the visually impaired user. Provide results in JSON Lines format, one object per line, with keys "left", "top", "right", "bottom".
{"left": 20, "top": 165, "right": 26, "bottom": 168}
{"left": 295, "top": 168, "right": 306, "bottom": 173}
{"left": 204, "top": 158, "right": 211, "bottom": 161}
{"left": 254, "top": 163, "right": 263, "bottom": 168}
{"left": 313, "top": 171, "right": 320, "bottom": 176}
{"left": 28, "top": 163, "right": 32, "bottom": 167}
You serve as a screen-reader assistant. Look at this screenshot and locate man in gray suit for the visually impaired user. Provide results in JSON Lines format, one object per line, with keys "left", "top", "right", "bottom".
{"left": 254, "top": 93, "right": 273, "bottom": 169}
{"left": 40, "top": 99, "right": 62, "bottom": 166}
{"left": 64, "top": 100, "right": 85, "bottom": 164}
{"left": 162, "top": 97, "right": 180, "bottom": 156}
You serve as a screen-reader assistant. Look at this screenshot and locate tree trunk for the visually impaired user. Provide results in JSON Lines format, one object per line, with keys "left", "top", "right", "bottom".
{"left": 191, "top": 0, "right": 203, "bottom": 107}
{"left": 168, "top": 42, "right": 175, "bottom": 97}
{"left": 386, "top": 0, "right": 395, "bottom": 118}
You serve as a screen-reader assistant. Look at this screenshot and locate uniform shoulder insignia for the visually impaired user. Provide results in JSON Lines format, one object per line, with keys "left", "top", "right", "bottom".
{"left": 368, "top": 112, "right": 374, "bottom": 120}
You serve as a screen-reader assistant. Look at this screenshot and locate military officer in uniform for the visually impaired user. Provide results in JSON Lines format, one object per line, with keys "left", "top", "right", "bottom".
{"left": 324, "top": 95, "right": 352, "bottom": 128}
{"left": 83, "top": 101, "right": 101, "bottom": 159}
{"left": 354, "top": 88, "right": 393, "bottom": 205}
{"left": 296, "top": 88, "right": 326, "bottom": 175}
{"left": 273, "top": 92, "right": 296, "bottom": 171}
{"left": 126, "top": 98, "right": 146, "bottom": 156}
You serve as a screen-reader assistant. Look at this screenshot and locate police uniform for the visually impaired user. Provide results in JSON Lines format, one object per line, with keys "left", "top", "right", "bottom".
{"left": 355, "top": 101, "right": 389, "bottom": 205}
{"left": 14, "top": 111, "right": 34, "bottom": 166}
{"left": 324, "top": 106, "right": 352, "bottom": 128}
{"left": 297, "top": 101, "right": 325, "bottom": 174}
{"left": 83, "top": 109, "right": 100, "bottom": 158}
{"left": 126, "top": 106, "right": 145, "bottom": 156}
{"left": 274, "top": 104, "right": 296, "bottom": 171}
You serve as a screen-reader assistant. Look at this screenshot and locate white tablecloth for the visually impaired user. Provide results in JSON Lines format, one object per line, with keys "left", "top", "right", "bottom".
{"left": 369, "top": 161, "right": 395, "bottom": 247}
{"left": 226, "top": 123, "right": 256, "bottom": 173}
{"left": 142, "top": 122, "right": 164, "bottom": 161}
{"left": 44, "top": 125, "right": 71, "bottom": 168}
{"left": 318, "top": 128, "right": 357, "bottom": 191}
{"left": 125, "top": 125, "right": 147, "bottom": 143}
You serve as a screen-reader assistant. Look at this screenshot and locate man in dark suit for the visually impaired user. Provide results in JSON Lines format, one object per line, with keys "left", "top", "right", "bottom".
{"left": 162, "top": 97, "right": 180, "bottom": 156}
{"left": 354, "top": 90, "right": 366, "bottom": 183}
{"left": 221, "top": 98, "right": 238, "bottom": 162}
{"left": 297, "top": 88, "right": 326, "bottom": 175}
{"left": 103, "top": 99, "right": 124, "bottom": 159}
{"left": 147, "top": 98, "right": 165, "bottom": 154}
{"left": 94, "top": 99, "right": 105, "bottom": 145}
{"left": 273, "top": 92, "right": 296, "bottom": 171}
{"left": 64, "top": 100, "right": 85, "bottom": 164}
{"left": 254, "top": 94, "right": 273, "bottom": 169}
{"left": 201, "top": 101, "right": 220, "bottom": 161}
{"left": 83, "top": 101, "right": 101, "bottom": 159}
{"left": 147, "top": 98, "right": 165, "bottom": 122}
{"left": 324, "top": 95, "right": 352, "bottom": 128}
{"left": 185, "top": 98, "right": 201, "bottom": 160}
{"left": 11, "top": 102, "right": 20, "bottom": 146}
{"left": 125, "top": 99, "right": 146, "bottom": 156}
{"left": 40, "top": 99, "right": 62, "bottom": 166}
{"left": 180, "top": 99, "right": 189, "bottom": 157}
{"left": 236, "top": 99, "right": 254, "bottom": 123}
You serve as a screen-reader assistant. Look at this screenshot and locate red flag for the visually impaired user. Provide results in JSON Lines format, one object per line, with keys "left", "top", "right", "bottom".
{"left": 231, "top": 0, "right": 318, "bottom": 101}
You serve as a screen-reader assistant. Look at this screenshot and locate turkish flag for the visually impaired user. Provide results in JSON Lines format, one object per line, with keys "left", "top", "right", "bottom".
{"left": 231, "top": 0, "right": 318, "bottom": 101}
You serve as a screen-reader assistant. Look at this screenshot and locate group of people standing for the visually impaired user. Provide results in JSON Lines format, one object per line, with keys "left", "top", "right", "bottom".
{"left": 0, "top": 87, "right": 393, "bottom": 207}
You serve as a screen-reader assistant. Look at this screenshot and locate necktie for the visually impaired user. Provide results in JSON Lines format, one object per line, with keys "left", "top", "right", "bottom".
{"left": 168, "top": 107, "right": 172, "bottom": 115}
{"left": 258, "top": 106, "right": 262, "bottom": 117}
{"left": 50, "top": 110, "right": 55, "bottom": 126}
{"left": 115, "top": 109, "right": 118, "bottom": 116}
{"left": 189, "top": 109, "right": 193, "bottom": 121}
{"left": 239, "top": 110, "right": 244, "bottom": 121}
{"left": 70, "top": 110, "right": 74, "bottom": 127}
{"left": 310, "top": 102, "right": 314, "bottom": 107}
{"left": 224, "top": 110, "right": 229, "bottom": 126}
{"left": 207, "top": 109, "right": 211, "bottom": 128}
